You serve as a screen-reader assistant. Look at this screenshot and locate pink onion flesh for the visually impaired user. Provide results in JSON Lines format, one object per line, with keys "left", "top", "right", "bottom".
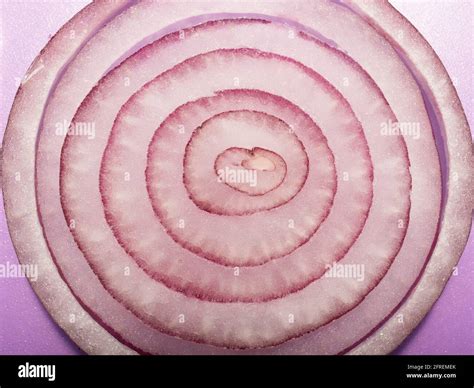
{"left": 3, "top": 0, "right": 458, "bottom": 354}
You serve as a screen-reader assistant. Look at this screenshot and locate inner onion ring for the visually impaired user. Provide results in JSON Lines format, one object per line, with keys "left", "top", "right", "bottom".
{"left": 183, "top": 109, "right": 306, "bottom": 215}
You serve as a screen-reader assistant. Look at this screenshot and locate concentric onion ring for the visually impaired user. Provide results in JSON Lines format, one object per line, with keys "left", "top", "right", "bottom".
{"left": 2, "top": 0, "right": 472, "bottom": 354}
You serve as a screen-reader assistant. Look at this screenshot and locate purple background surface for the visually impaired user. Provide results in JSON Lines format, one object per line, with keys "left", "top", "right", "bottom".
{"left": 0, "top": 1, "right": 472, "bottom": 355}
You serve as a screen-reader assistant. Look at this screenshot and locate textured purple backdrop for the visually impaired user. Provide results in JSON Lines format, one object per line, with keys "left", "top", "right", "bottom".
{"left": 0, "top": 0, "right": 472, "bottom": 355}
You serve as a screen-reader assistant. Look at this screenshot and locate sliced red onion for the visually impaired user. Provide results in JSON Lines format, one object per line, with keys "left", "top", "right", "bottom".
{"left": 2, "top": 0, "right": 471, "bottom": 354}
